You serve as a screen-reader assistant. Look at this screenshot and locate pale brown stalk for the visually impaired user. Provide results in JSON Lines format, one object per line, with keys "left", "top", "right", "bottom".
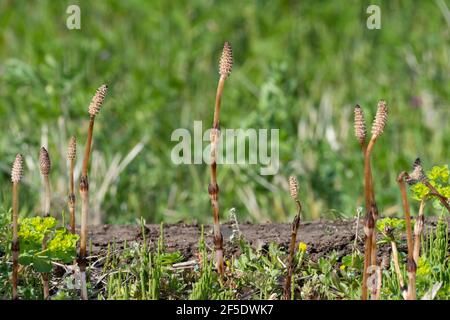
{"left": 284, "top": 176, "right": 302, "bottom": 300}
{"left": 362, "top": 211, "right": 374, "bottom": 300}
{"left": 67, "top": 137, "right": 77, "bottom": 234}
{"left": 365, "top": 139, "right": 379, "bottom": 268}
{"left": 11, "top": 154, "right": 23, "bottom": 300}
{"left": 209, "top": 42, "right": 232, "bottom": 276}
{"left": 413, "top": 200, "right": 426, "bottom": 265}
{"left": 385, "top": 227, "right": 407, "bottom": 298}
{"left": 373, "top": 263, "right": 382, "bottom": 300}
{"left": 79, "top": 84, "right": 108, "bottom": 300}
{"left": 398, "top": 172, "right": 416, "bottom": 300}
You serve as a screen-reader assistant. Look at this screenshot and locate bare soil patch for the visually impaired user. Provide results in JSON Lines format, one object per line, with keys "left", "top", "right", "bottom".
{"left": 85, "top": 217, "right": 448, "bottom": 262}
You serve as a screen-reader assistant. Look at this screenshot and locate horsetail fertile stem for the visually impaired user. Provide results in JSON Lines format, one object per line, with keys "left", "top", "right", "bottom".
{"left": 356, "top": 101, "right": 388, "bottom": 300}
{"left": 208, "top": 42, "right": 232, "bottom": 276}
{"left": 39, "top": 147, "right": 52, "bottom": 299}
{"left": 367, "top": 100, "right": 387, "bottom": 267}
{"left": 68, "top": 137, "right": 77, "bottom": 234}
{"left": 397, "top": 172, "right": 416, "bottom": 300}
{"left": 284, "top": 176, "right": 302, "bottom": 300}
{"left": 79, "top": 84, "right": 108, "bottom": 300}
{"left": 11, "top": 154, "right": 23, "bottom": 300}
{"left": 354, "top": 104, "right": 371, "bottom": 300}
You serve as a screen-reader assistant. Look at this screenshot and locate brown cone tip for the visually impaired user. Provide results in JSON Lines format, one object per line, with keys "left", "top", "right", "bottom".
{"left": 219, "top": 42, "right": 233, "bottom": 78}
{"left": 88, "top": 84, "right": 108, "bottom": 116}
{"left": 371, "top": 100, "right": 388, "bottom": 138}
{"left": 39, "top": 147, "right": 51, "bottom": 176}
{"left": 67, "top": 136, "right": 77, "bottom": 161}
{"left": 406, "top": 158, "right": 427, "bottom": 185}
{"left": 354, "top": 104, "right": 366, "bottom": 145}
{"left": 11, "top": 154, "right": 23, "bottom": 183}
{"left": 289, "top": 176, "right": 299, "bottom": 200}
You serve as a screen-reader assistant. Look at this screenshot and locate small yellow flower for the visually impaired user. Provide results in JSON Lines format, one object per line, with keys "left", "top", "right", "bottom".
{"left": 340, "top": 265, "right": 346, "bottom": 271}
{"left": 298, "top": 242, "right": 307, "bottom": 253}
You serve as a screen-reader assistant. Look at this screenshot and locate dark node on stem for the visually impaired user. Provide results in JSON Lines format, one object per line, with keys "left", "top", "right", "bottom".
{"left": 364, "top": 213, "right": 374, "bottom": 237}
{"left": 292, "top": 214, "right": 300, "bottom": 231}
{"left": 208, "top": 183, "right": 219, "bottom": 195}
{"left": 366, "top": 212, "right": 375, "bottom": 228}
{"left": 69, "top": 193, "right": 75, "bottom": 204}
{"left": 370, "top": 202, "right": 379, "bottom": 217}
{"left": 77, "top": 256, "right": 87, "bottom": 271}
{"left": 407, "top": 258, "right": 417, "bottom": 272}
{"left": 11, "top": 240, "right": 19, "bottom": 251}
{"left": 213, "top": 233, "right": 223, "bottom": 250}
{"left": 80, "top": 176, "right": 89, "bottom": 192}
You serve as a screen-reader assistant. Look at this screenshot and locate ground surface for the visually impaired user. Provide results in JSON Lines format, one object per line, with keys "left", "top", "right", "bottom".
{"left": 86, "top": 217, "right": 447, "bottom": 262}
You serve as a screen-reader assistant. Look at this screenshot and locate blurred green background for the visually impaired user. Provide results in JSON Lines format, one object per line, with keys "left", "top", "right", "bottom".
{"left": 0, "top": 0, "right": 449, "bottom": 224}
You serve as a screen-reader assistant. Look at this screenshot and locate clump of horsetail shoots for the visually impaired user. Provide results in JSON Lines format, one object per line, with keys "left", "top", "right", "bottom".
{"left": 208, "top": 42, "right": 232, "bottom": 276}
{"left": 39, "top": 147, "right": 52, "bottom": 299}
{"left": 355, "top": 101, "right": 388, "bottom": 300}
{"left": 67, "top": 136, "right": 77, "bottom": 234}
{"left": 79, "top": 84, "right": 108, "bottom": 300}
{"left": 11, "top": 154, "right": 23, "bottom": 300}
{"left": 397, "top": 171, "right": 416, "bottom": 300}
{"left": 284, "top": 176, "right": 302, "bottom": 300}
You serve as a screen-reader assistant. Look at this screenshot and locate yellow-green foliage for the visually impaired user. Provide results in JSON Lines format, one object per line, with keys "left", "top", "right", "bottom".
{"left": 411, "top": 165, "right": 450, "bottom": 202}
{"left": 18, "top": 216, "right": 79, "bottom": 272}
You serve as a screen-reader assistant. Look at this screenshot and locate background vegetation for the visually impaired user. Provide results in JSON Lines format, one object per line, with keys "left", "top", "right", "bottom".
{"left": 0, "top": 0, "right": 449, "bottom": 224}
